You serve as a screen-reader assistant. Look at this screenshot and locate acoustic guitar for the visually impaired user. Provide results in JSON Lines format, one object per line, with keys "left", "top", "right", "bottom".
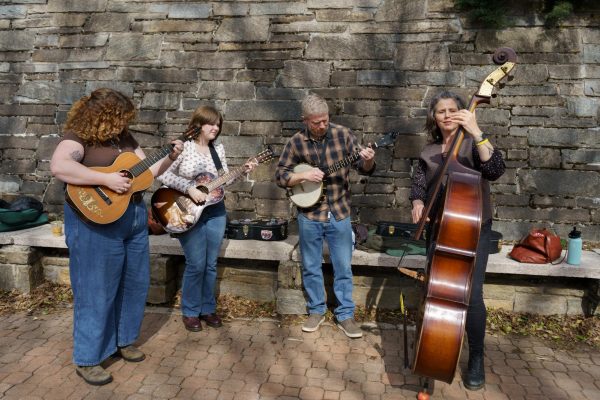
{"left": 65, "top": 126, "right": 201, "bottom": 224}
{"left": 150, "top": 147, "right": 274, "bottom": 234}
{"left": 288, "top": 131, "right": 399, "bottom": 208}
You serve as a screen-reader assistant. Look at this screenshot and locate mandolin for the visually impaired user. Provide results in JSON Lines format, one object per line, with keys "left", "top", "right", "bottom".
{"left": 288, "top": 131, "right": 399, "bottom": 208}
{"left": 65, "top": 126, "right": 201, "bottom": 224}
{"left": 150, "top": 147, "right": 274, "bottom": 234}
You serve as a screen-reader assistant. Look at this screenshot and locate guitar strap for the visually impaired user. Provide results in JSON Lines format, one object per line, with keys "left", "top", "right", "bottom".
{"left": 208, "top": 143, "right": 224, "bottom": 174}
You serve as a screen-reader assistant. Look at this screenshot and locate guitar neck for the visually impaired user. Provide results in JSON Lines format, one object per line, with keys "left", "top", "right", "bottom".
{"left": 129, "top": 146, "right": 172, "bottom": 177}
{"left": 129, "top": 130, "right": 194, "bottom": 177}
{"left": 202, "top": 165, "right": 246, "bottom": 192}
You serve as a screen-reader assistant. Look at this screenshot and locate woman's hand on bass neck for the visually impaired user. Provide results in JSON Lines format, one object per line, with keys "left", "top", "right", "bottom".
{"left": 449, "top": 109, "right": 483, "bottom": 141}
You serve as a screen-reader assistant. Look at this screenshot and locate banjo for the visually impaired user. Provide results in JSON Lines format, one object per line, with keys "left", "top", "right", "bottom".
{"left": 288, "top": 131, "right": 399, "bottom": 208}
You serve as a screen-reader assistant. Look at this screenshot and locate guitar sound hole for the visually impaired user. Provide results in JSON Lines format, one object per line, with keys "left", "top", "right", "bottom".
{"left": 120, "top": 170, "right": 134, "bottom": 179}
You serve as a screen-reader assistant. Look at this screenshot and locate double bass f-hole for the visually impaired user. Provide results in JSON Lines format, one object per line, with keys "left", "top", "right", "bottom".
{"left": 407, "top": 47, "right": 517, "bottom": 385}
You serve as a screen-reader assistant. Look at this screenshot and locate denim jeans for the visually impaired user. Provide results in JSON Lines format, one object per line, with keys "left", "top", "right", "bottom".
{"left": 297, "top": 213, "right": 354, "bottom": 321}
{"left": 64, "top": 200, "right": 149, "bottom": 366}
{"left": 177, "top": 201, "right": 226, "bottom": 317}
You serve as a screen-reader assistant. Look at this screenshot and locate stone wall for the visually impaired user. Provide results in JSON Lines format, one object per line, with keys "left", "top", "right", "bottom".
{"left": 0, "top": 0, "right": 599, "bottom": 241}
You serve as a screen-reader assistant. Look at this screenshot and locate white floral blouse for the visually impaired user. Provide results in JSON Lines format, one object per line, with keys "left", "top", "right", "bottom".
{"left": 157, "top": 140, "right": 229, "bottom": 194}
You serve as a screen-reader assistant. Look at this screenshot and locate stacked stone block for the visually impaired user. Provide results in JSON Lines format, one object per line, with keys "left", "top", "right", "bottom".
{"left": 0, "top": 245, "right": 43, "bottom": 293}
{"left": 0, "top": 0, "right": 598, "bottom": 244}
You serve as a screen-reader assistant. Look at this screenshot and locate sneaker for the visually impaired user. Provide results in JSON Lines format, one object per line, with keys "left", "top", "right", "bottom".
{"left": 336, "top": 318, "right": 363, "bottom": 338}
{"left": 302, "top": 314, "right": 325, "bottom": 332}
{"left": 75, "top": 365, "right": 113, "bottom": 386}
{"left": 118, "top": 345, "right": 146, "bottom": 362}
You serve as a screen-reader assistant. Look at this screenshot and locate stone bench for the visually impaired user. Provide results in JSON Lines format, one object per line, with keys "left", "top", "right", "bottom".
{"left": 1, "top": 224, "right": 599, "bottom": 316}
{"left": 283, "top": 242, "right": 600, "bottom": 316}
{"left": 0, "top": 224, "right": 297, "bottom": 304}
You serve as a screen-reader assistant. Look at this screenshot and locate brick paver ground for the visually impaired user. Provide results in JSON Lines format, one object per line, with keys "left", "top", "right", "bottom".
{"left": 1, "top": 308, "right": 599, "bottom": 400}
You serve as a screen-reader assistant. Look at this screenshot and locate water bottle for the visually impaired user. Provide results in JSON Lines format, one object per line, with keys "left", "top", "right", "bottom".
{"left": 566, "top": 226, "right": 582, "bottom": 266}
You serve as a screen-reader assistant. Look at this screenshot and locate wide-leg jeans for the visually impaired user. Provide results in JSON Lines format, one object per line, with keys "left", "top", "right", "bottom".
{"left": 64, "top": 200, "right": 150, "bottom": 366}
{"left": 177, "top": 201, "right": 226, "bottom": 318}
{"left": 297, "top": 213, "right": 355, "bottom": 321}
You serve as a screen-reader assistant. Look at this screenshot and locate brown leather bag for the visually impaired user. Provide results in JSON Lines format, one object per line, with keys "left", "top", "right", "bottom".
{"left": 509, "top": 228, "right": 563, "bottom": 264}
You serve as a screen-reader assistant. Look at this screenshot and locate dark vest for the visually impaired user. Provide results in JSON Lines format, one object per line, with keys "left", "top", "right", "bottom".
{"left": 420, "top": 137, "right": 492, "bottom": 223}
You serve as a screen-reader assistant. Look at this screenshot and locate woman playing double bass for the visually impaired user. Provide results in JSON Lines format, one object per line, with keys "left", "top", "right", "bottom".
{"left": 409, "top": 90, "right": 506, "bottom": 390}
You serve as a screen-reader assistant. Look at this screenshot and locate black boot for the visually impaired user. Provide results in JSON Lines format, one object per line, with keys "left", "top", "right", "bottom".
{"left": 463, "top": 350, "right": 485, "bottom": 390}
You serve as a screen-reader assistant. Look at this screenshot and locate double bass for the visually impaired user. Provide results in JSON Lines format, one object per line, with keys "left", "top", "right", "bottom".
{"left": 407, "top": 47, "right": 517, "bottom": 386}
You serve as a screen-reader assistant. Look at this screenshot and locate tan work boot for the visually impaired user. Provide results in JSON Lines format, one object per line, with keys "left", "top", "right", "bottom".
{"left": 75, "top": 365, "right": 113, "bottom": 385}
{"left": 118, "top": 345, "right": 146, "bottom": 362}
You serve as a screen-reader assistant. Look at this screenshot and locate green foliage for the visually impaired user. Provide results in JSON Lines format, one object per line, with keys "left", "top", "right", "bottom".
{"left": 455, "top": 0, "right": 508, "bottom": 28}
{"left": 545, "top": 1, "right": 574, "bottom": 27}
{"left": 456, "top": 0, "right": 596, "bottom": 28}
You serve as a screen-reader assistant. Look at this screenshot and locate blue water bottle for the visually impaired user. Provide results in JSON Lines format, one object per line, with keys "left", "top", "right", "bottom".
{"left": 566, "top": 226, "right": 582, "bottom": 266}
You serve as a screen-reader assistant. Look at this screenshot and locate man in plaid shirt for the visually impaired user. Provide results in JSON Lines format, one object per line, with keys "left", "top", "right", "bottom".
{"left": 275, "top": 93, "right": 375, "bottom": 338}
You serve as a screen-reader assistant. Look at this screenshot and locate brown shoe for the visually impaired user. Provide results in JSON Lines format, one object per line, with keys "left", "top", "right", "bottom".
{"left": 118, "top": 345, "right": 145, "bottom": 362}
{"left": 75, "top": 365, "right": 113, "bottom": 386}
{"left": 182, "top": 316, "right": 202, "bottom": 332}
{"left": 200, "top": 313, "right": 222, "bottom": 328}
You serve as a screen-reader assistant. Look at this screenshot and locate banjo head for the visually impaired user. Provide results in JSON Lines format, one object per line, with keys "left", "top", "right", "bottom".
{"left": 289, "top": 164, "right": 324, "bottom": 208}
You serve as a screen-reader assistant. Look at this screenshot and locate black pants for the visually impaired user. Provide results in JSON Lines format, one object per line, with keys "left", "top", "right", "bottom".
{"left": 466, "top": 220, "right": 492, "bottom": 353}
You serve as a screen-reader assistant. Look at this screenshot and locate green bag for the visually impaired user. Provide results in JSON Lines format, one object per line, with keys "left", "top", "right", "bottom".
{"left": 363, "top": 229, "right": 426, "bottom": 256}
{"left": 0, "top": 208, "right": 48, "bottom": 232}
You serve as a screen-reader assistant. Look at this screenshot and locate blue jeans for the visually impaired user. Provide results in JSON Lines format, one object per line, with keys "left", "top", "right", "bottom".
{"left": 64, "top": 200, "right": 149, "bottom": 366}
{"left": 297, "top": 213, "right": 354, "bottom": 321}
{"left": 177, "top": 201, "right": 226, "bottom": 317}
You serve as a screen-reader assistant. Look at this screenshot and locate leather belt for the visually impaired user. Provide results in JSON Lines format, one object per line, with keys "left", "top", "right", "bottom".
{"left": 131, "top": 192, "right": 144, "bottom": 203}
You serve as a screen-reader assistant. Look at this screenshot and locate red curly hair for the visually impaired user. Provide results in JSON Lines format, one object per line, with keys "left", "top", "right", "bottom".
{"left": 64, "top": 88, "right": 136, "bottom": 144}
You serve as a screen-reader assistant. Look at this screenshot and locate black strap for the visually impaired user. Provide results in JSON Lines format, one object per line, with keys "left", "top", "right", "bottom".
{"left": 208, "top": 143, "right": 224, "bottom": 172}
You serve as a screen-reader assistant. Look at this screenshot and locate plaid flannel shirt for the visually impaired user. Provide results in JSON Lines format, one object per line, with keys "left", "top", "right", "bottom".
{"left": 275, "top": 123, "right": 375, "bottom": 222}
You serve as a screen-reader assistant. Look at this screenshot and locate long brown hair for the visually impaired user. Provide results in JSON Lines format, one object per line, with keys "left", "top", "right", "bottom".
{"left": 188, "top": 105, "right": 223, "bottom": 144}
{"left": 425, "top": 91, "right": 466, "bottom": 144}
{"left": 64, "top": 88, "right": 136, "bottom": 144}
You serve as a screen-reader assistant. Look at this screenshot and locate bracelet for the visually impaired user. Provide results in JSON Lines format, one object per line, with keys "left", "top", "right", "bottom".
{"left": 475, "top": 138, "right": 489, "bottom": 147}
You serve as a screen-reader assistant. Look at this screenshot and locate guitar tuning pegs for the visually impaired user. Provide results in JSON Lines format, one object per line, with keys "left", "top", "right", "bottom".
{"left": 498, "top": 82, "right": 505, "bottom": 89}
{"left": 491, "top": 93, "right": 498, "bottom": 98}
{"left": 507, "top": 75, "right": 514, "bottom": 81}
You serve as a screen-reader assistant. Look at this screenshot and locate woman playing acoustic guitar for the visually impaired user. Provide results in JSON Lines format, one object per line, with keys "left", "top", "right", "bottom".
{"left": 409, "top": 90, "right": 505, "bottom": 390}
{"left": 156, "top": 105, "right": 257, "bottom": 332}
{"left": 50, "top": 88, "right": 183, "bottom": 385}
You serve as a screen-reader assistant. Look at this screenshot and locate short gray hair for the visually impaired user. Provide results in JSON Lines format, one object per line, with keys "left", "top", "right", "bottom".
{"left": 301, "top": 93, "right": 329, "bottom": 117}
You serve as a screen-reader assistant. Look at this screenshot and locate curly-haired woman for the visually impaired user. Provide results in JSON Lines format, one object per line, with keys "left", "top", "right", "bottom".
{"left": 50, "top": 88, "right": 183, "bottom": 385}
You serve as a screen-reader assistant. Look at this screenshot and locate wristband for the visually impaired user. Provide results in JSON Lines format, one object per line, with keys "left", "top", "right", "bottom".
{"left": 475, "top": 138, "right": 489, "bottom": 147}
